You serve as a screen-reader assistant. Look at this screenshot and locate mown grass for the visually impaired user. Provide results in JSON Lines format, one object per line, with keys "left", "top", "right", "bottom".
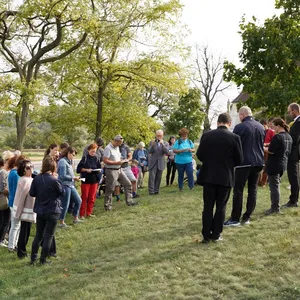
{"left": 1, "top": 173, "right": 300, "bottom": 300}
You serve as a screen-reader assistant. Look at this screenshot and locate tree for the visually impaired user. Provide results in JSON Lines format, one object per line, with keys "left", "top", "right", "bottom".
{"left": 165, "top": 88, "right": 204, "bottom": 141}
{"left": 0, "top": 0, "right": 89, "bottom": 149}
{"left": 192, "top": 45, "right": 231, "bottom": 132}
{"left": 223, "top": 1, "right": 300, "bottom": 116}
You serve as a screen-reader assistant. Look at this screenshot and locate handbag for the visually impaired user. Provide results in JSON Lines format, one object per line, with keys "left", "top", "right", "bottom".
{"left": 142, "top": 165, "right": 148, "bottom": 173}
{"left": 0, "top": 193, "right": 8, "bottom": 210}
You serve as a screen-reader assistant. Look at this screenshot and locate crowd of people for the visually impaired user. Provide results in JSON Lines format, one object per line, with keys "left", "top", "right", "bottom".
{"left": 0, "top": 103, "right": 298, "bottom": 262}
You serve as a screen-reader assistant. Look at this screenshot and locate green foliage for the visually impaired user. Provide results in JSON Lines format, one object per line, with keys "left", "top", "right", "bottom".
{"left": 165, "top": 88, "right": 204, "bottom": 141}
{"left": 224, "top": 2, "right": 300, "bottom": 116}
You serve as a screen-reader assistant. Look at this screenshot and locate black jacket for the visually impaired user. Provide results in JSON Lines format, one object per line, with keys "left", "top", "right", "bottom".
{"left": 288, "top": 116, "right": 300, "bottom": 161}
{"left": 233, "top": 116, "right": 265, "bottom": 167}
{"left": 77, "top": 155, "right": 101, "bottom": 184}
{"left": 196, "top": 126, "right": 243, "bottom": 187}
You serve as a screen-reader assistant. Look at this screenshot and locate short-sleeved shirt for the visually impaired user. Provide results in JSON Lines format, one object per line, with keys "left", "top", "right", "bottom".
{"left": 173, "top": 139, "right": 194, "bottom": 164}
{"left": 266, "top": 132, "right": 292, "bottom": 175}
{"left": 103, "top": 143, "right": 121, "bottom": 169}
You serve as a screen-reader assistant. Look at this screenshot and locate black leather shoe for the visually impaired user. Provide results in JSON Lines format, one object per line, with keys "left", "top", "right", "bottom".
{"left": 264, "top": 208, "right": 280, "bottom": 215}
{"left": 40, "top": 259, "right": 52, "bottom": 265}
{"left": 281, "top": 202, "right": 298, "bottom": 208}
{"left": 201, "top": 239, "right": 210, "bottom": 244}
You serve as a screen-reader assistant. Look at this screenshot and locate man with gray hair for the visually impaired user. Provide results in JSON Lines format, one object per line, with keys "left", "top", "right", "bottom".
{"left": 103, "top": 135, "right": 137, "bottom": 210}
{"left": 148, "top": 130, "right": 169, "bottom": 195}
{"left": 224, "top": 106, "right": 265, "bottom": 226}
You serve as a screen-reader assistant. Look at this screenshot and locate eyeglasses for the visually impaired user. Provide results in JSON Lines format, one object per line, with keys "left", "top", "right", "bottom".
{"left": 25, "top": 165, "right": 33, "bottom": 170}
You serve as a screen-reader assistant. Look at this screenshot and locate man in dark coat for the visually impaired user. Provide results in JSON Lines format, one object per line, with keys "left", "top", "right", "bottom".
{"left": 197, "top": 113, "right": 243, "bottom": 243}
{"left": 224, "top": 106, "right": 265, "bottom": 226}
{"left": 282, "top": 103, "right": 300, "bottom": 208}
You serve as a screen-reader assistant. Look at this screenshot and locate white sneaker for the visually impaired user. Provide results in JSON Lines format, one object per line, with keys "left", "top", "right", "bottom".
{"left": 0, "top": 242, "right": 8, "bottom": 248}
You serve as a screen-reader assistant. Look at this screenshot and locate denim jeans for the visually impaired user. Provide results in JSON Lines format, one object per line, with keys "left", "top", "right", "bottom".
{"left": 31, "top": 213, "right": 60, "bottom": 262}
{"left": 60, "top": 186, "right": 82, "bottom": 221}
{"left": 176, "top": 162, "right": 194, "bottom": 190}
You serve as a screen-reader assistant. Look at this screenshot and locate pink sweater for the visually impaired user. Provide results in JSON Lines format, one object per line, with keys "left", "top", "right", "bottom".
{"left": 12, "top": 176, "right": 36, "bottom": 223}
{"left": 131, "top": 166, "right": 139, "bottom": 179}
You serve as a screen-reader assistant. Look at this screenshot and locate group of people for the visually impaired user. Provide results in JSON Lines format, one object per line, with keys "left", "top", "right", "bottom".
{"left": 197, "top": 104, "right": 298, "bottom": 243}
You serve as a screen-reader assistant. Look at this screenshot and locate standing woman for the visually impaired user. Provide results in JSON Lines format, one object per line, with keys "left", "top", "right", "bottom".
{"left": 173, "top": 128, "right": 195, "bottom": 191}
{"left": 0, "top": 152, "right": 14, "bottom": 247}
{"left": 30, "top": 157, "right": 64, "bottom": 265}
{"left": 7, "top": 154, "right": 26, "bottom": 252}
{"left": 77, "top": 143, "right": 101, "bottom": 218}
{"left": 13, "top": 160, "right": 36, "bottom": 259}
{"left": 166, "top": 136, "right": 176, "bottom": 186}
{"left": 44, "top": 144, "right": 59, "bottom": 163}
{"left": 265, "top": 118, "right": 293, "bottom": 214}
{"left": 133, "top": 142, "right": 148, "bottom": 189}
{"left": 58, "top": 146, "right": 82, "bottom": 227}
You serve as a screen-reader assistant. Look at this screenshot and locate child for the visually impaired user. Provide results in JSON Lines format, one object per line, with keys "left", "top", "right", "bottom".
{"left": 131, "top": 159, "right": 139, "bottom": 179}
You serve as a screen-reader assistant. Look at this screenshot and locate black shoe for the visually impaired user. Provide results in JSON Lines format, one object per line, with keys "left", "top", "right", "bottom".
{"left": 154, "top": 192, "right": 159, "bottom": 194}
{"left": 201, "top": 239, "right": 210, "bottom": 244}
{"left": 40, "top": 259, "right": 52, "bottom": 265}
{"left": 132, "top": 194, "right": 140, "bottom": 198}
{"left": 281, "top": 201, "right": 298, "bottom": 208}
{"left": 29, "top": 260, "right": 36, "bottom": 266}
{"left": 264, "top": 208, "right": 280, "bottom": 215}
{"left": 48, "top": 253, "right": 57, "bottom": 258}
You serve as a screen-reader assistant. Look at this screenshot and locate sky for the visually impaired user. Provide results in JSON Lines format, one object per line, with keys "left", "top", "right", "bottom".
{"left": 181, "top": 0, "right": 279, "bottom": 121}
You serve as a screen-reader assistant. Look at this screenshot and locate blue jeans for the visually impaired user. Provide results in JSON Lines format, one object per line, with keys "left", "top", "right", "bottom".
{"left": 60, "top": 186, "right": 82, "bottom": 220}
{"left": 176, "top": 162, "right": 194, "bottom": 190}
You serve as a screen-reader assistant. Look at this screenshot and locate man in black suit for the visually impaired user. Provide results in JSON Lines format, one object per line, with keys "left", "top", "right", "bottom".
{"left": 282, "top": 103, "right": 300, "bottom": 208}
{"left": 197, "top": 113, "right": 243, "bottom": 243}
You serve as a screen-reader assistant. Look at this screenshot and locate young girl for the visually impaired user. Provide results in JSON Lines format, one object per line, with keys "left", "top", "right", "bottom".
{"left": 131, "top": 160, "right": 139, "bottom": 179}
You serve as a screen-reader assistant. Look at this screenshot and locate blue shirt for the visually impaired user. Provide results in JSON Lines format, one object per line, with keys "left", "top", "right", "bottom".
{"left": 58, "top": 157, "right": 75, "bottom": 187}
{"left": 8, "top": 169, "right": 20, "bottom": 207}
{"left": 173, "top": 139, "right": 194, "bottom": 164}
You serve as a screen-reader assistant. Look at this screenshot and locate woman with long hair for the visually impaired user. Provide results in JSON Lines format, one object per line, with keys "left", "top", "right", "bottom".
{"left": 265, "top": 118, "right": 293, "bottom": 214}
{"left": 57, "top": 146, "right": 82, "bottom": 227}
{"left": 77, "top": 143, "right": 101, "bottom": 218}
{"left": 13, "top": 160, "right": 36, "bottom": 259}
{"left": 44, "top": 144, "right": 59, "bottom": 162}
{"left": 30, "top": 157, "right": 64, "bottom": 265}
{"left": 166, "top": 136, "right": 176, "bottom": 186}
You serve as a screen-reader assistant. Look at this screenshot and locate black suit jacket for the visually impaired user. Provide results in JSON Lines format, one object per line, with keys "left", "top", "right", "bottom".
{"left": 196, "top": 126, "right": 243, "bottom": 187}
{"left": 289, "top": 116, "right": 300, "bottom": 161}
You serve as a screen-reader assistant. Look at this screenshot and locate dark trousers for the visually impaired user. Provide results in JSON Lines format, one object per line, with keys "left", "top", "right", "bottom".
{"left": 231, "top": 166, "right": 262, "bottom": 221}
{"left": 166, "top": 160, "right": 176, "bottom": 185}
{"left": 31, "top": 213, "right": 59, "bottom": 262}
{"left": 41, "top": 235, "right": 56, "bottom": 256}
{"left": 17, "top": 221, "right": 32, "bottom": 258}
{"left": 0, "top": 207, "right": 10, "bottom": 241}
{"left": 287, "top": 160, "right": 299, "bottom": 204}
{"left": 202, "top": 184, "right": 231, "bottom": 240}
{"left": 268, "top": 174, "right": 281, "bottom": 210}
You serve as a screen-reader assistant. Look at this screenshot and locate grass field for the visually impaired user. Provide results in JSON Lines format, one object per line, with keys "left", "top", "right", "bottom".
{"left": 1, "top": 173, "right": 300, "bottom": 300}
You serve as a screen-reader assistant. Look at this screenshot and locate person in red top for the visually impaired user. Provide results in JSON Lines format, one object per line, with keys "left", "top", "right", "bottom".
{"left": 258, "top": 119, "right": 275, "bottom": 187}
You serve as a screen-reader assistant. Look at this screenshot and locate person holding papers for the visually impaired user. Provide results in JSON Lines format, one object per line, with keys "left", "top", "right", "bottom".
{"left": 77, "top": 143, "right": 102, "bottom": 218}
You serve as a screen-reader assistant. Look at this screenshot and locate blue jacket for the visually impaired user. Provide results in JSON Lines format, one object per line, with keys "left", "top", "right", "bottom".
{"left": 8, "top": 169, "right": 20, "bottom": 207}
{"left": 233, "top": 116, "right": 265, "bottom": 167}
{"left": 58, "top": 157, "right": 75, "bottom": 187}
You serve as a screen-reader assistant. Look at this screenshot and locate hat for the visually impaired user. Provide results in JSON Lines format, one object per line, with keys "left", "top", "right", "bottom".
{"left": 95, "top": 137, "right": 104, "bottom": 147}
{"left": 114, "top": 135, "right": 123, "bottom": 141}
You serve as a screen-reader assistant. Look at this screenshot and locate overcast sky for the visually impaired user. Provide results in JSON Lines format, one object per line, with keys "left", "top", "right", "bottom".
{"left": 181, "top": 0, "right": 278, "bottom": 117}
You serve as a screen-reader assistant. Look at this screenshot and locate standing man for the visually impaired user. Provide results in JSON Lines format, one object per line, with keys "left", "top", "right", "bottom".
{"left": 282, "top": 103, "right": 300, "bottom": 208}
{"left": 197, "top": 113, "right": 243, "bottom": 243}
{"left": 103, "top": 135, "right": 137, "bottom": 210}
{"left": 148, "top": 130, "right": 169, "bottom": 195}
{"left": 224, "top": 106, "right": 265, "bottom": 226}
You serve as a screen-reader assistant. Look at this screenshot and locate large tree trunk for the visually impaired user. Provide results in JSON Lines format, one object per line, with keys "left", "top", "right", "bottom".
{"left": 15, "top": 97, "right": 29, "bottom": 150}
{"left": 203, "top": 112, "right": 211, "bottom": 133}
{"left": 95, "top": 86, "right": 104, "bottom": 138}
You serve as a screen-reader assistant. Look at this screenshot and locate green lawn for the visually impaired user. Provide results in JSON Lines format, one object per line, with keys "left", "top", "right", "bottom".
{"left": 1, "top": 173, "right": 300, "bottom": 300}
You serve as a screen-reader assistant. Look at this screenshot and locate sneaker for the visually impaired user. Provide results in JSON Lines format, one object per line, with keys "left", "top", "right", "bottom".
{"left": 212, "top": 236, "right": 223, "bottom": 242}
{"left": 264, "top": 208, "right": 280, "bottom": 215}
{"left": 0, "top": 242, "right": 8, "bottom": 248}
{"left": 223, "top": 219, "right": 240, "bottom": 227}
{"left": 132, "top": 194, "right": 140, "bottom": 198}
{"left": 281, "top": 201, "right": 298, "bottom": 208}
{"left": 8, "top": 247, "right": 17, "bottom": 252}
{"left": 80, "top": 216, "right": 85, "bottom": 220}
{"left": 73, "top": 219, "right": 84, "bottom": 224}
{"left": 241, "top": 218, "right": 250, "bottom": 225}
{"left": 59, "top": 223, "right": 69, "bottom": 229}
{"left": 87, "top": 214, "right": 96, "bottom": 218}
